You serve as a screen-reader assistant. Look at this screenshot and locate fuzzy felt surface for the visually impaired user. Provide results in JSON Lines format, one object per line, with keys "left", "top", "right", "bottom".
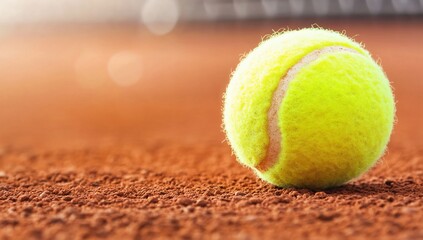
{"left": 223, "top": 28, "right": 394, "bottom": 189}
{"left": 257, "top": 52, "right": 394, "bottom": 189}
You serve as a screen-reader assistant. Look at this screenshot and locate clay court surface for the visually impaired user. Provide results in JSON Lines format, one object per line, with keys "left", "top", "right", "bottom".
{"left": 0, "top": 19, "right": 422, "bottom": 239}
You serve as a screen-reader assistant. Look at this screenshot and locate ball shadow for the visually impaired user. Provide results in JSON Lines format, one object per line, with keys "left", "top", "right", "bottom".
{"left": 322, "top": 179, "right": 420, "bottom": 197}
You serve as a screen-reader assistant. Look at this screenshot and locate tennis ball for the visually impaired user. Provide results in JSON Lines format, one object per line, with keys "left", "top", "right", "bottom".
{"left": 223, "top": 28, "right": 395, "bottom": 189}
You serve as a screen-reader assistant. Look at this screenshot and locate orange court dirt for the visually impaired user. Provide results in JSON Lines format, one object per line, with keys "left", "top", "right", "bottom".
{"left": 0, "top": 19, "right": 422, "bottom": 239}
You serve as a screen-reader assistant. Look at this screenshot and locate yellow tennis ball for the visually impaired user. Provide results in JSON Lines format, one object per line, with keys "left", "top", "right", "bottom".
{"left": 223, "top": 28, "right": 395, "bottom": 189}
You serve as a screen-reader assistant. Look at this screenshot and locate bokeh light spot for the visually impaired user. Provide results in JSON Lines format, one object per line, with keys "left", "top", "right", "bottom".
{"left": 140, "top": 0, "right": 179, "bottom": 35}
{"left": 108, "top": 51, "right": 142, "bottom": 87}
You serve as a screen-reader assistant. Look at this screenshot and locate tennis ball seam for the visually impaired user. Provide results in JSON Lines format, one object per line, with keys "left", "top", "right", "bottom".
{"left": 255, "top": 45, "right": 360, "bottom": 172}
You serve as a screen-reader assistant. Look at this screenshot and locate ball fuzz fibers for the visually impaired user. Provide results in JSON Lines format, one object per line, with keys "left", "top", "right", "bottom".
{"left": 223, "top": 28, "right": 395, "bottom": 189}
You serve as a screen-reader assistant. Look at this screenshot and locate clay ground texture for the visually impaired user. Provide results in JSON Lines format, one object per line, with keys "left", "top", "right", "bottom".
{"left": 0, "top": 20, "right": 422, "bottom": 239}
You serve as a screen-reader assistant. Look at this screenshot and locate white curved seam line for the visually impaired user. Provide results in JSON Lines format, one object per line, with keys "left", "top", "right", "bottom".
{"left": 256, "top": 46, "right": 359, "bottom": 172}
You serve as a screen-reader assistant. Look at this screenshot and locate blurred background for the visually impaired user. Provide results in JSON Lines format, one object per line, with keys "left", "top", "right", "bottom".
{"left": 0, "top": 0, "right": 422, "bottom": 148}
